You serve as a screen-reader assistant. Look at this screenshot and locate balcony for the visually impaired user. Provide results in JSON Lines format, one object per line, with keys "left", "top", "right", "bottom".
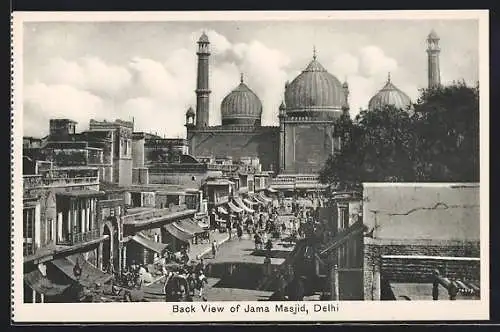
{"left": 23, "top": 174, "right": 99, "bottom": 191}
{"left": 57, "top": 229, "right": 102, "bottom": 247}
{"left": 69, "top": 229, "right": 101, "bottom": 246}
{"left": 122, "top": 204, "right": 189, "bottom": 224}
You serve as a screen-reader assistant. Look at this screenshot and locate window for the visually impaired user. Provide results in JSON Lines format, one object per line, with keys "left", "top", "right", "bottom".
{"left": 47, "top": 218, "right": 53, "bottom": 243}
{"left": 23, "top": 207, "right": 34, "bottom": 255}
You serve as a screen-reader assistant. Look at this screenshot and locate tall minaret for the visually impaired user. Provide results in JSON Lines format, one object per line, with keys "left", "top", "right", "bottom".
{"left": 426, "top": 29, "right": 441, "bottom": 89}
{"left": 195, "top": 32, "right": 211, "bottom": 128}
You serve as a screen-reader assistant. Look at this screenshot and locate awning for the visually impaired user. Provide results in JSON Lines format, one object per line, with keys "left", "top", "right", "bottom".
{"left": 164, "top": 223, "right": 194, "bottom": 243}
{"left": 176, "top": 219, "right": 206, "bottom": 234}
{"left": 234, "top": 197, "right": 254, "bottom": 213}
{"left": 131, "top": 234, "right": 169, "bottom": 254}
{"left": 24, "top": 269, "right": 71, "bottom": 296}
{"left": 50, "top": 254, "right": 113, "bottom": 288}
{"left": 248, "top": 195, "right": 264, "bottom": 205}
{"left": 217, "top": 206, "right": 228, "bottom": 214}
{"left": 253, "top": 195, "right": 267, "bottom": 204}
{"left": 259, "top": 192, "right": 272, "bottom": 203}
{"left": 228, "top": 201, "right": 243, "bottom": 213}
{"left": 243, "top": 198, "right": 258, "bottom": 206}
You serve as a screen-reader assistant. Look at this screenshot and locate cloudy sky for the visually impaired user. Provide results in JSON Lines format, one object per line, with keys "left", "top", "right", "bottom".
{"left": 23, "top": 18, "right": 479, "bottom": 138}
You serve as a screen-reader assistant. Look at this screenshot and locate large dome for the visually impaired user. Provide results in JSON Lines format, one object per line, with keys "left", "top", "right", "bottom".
{"left": 368, "top": 74, "right": 412, "bottom": 112}
{"left": 284, "top": 55, "right": 345, "bottom": 116}
{"left": 221, "top": 75, "right": 262, "bottom": 126}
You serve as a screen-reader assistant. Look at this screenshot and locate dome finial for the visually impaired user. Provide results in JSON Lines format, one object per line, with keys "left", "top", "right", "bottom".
{"left": 387, "top": 72, "right": 391, "bottom": 83}
{"left": 313, "top": 45, "right": 317, "bottom": 60}
{"left": 240, "top": 73, "right": 244, "bottom": 83}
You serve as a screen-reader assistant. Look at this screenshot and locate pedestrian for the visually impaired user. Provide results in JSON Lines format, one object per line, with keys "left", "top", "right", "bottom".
{"left": 211, "top": 240, "right": 218, "bottom": 258}
{"left": 226, "top": 220, "right": 232, "bottom": 239}
{"left": 432, "top": 269, "right": 440, "bottom": 300}
{"left": 254, "top": 233, "right": 261, "bottom": 250}
{"left": 448, "top": 279, "right": 459, "bottom": 300}
{"left": 237, "top": 224, "right": 243, "bottom": 240}
{"left": 265, "top": 239, "right": 273, "bottom": 256}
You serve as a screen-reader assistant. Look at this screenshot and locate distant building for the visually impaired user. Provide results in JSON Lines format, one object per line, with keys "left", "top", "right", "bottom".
{"left": 185, "top": 30, "right": 441, "bottom": 188}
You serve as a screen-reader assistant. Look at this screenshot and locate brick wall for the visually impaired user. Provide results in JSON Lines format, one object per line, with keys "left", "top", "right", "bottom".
{"left": 363, "top": 238, "right": 480, "bottom": 300}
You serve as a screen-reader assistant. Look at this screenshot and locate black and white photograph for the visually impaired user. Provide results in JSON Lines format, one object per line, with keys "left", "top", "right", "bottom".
{"left": 11, "top": 10, "right": 489, "bottom": 322}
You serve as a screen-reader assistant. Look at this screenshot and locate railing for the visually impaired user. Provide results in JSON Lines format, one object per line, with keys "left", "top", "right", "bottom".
{"left": 57, "top": 229, "right": 102, "bottom": 246}
{"left": 23, "top": 175, "right": 43, "bottom": 190}
{"left": 271, "top": 175, "right": 320, "bottom": 186}
{"left": 70, "top": 229, "right": 101, "bottom": 246}
{"left": 122, "top": 204, "right": 188, "bottom": 224}
{"left": 24, "top": 175, "right": 99, "bottom": 189}
{"left": 148, "top": 163, "right": 208, "bottom": 173}
{"left": 207, "top": 164, "right": 240, "bottom": 172}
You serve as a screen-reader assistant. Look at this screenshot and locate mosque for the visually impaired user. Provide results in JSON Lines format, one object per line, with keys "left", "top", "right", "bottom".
{"left": 185, "top": 30, "right": 441, "bottom": 178}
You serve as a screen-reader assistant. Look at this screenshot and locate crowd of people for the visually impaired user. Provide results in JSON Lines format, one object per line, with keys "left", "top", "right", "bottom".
{"left": 109, "top": 193, "right": 326, "bottom": 302}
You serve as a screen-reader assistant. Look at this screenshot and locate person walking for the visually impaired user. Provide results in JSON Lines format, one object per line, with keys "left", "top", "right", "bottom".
{"left": 432, "top": 269, "right": 440, "bottom": 300}
{"left": 237, "top": 223, "right": 243, "bottom": 240}
{"left": 226, "top": 219, "right": 232, "bottom": 239}
{"left": 211, "top": 240, "right": 218, "bottom": 259}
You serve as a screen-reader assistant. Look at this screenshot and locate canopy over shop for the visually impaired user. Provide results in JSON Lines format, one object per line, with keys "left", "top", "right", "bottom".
{"left": 163, "top": 219, "right": 208, "bottom": 252}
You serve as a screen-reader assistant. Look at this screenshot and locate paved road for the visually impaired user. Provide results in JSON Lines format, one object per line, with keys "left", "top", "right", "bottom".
{"left": 143, "top": 215, "right": 296, "bottom": 302}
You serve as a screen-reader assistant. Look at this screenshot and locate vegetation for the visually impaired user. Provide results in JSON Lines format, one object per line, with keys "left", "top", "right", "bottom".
{"left": 319, "top": 81, "right": 480, "bottom": 190}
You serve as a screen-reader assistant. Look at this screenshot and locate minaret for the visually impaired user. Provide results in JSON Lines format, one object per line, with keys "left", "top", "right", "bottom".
{"left": 278, "top": 100, "right": 286, "bottom": 173}
{"left": 426, "top": 29, "right": 441, "bottom": 89}
{"left": 342, "top": 78, "right": 350, "bottom": 114}
{"left": 195, "top": 32, "right": 211, "bottom": 128}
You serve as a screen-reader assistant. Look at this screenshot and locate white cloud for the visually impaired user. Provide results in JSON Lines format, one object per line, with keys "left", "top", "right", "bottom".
{"left": 24, "top": 31, "right": 407, "bottom": 137}
{"left": 23, "top": 83, "right": 106, "bottom": 136}
{"left": 330, "top": 53, "right": 359, "bottom": 80}
{"left": 324, "top": 46, "right": 401, "bottom": 116}
{"left": 358, "top": 45, "right": 398, "bottom": 77}
{"left": 40, "top": 57, "right": 132, "bottom": 96}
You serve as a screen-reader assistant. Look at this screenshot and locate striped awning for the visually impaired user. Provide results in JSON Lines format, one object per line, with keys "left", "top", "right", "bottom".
{"left": 228, "top": 201, "right": 243, "bottom": 213}
{"left": 243, "top": 198, "right": 257, "bottom": 206}
{"left": 176, "top": 219, "right": 206, "bottom": 234}
{"left": 234, "top": 197, "right": 254, "bottom": 213}
{"left": 164, "top": 223, "right": 194, "bottom": 243}
{"left": 217, "top": 206, "right": 228, "bottom": 214}
{"left": 252, "top": 195, "right": 266, "bottom": 204}
{"left": 259, "top": 192, "right": 272, "bottom": 203}
{"left": 131, "top": 234, "right": 169, "bottom": 254}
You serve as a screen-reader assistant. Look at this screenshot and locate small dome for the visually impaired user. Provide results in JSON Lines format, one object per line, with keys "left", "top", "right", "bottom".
{"left": 279, "top": 101, "right": 286, "bottom": 110}
{"left": 221, "top": 74, "right": 262, "bottom": 126}
{"left": 186, "top": 106, "right": 195, "bottom": 116}
{"left": 427, "top": 29, "right": 439, "bottom": 40}
{"left": 368, "top": 74, "right": 412, "bottom": 112}
{"left": 284, "top": 53, "right": 345, "bottom": 117}
{"left": 198, "top": 32, "right": 209, "bottom": 43}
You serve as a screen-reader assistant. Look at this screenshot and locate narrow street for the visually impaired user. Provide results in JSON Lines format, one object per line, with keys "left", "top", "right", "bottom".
{"left": 143, "top": 214, "right": 296, "bottom": 302}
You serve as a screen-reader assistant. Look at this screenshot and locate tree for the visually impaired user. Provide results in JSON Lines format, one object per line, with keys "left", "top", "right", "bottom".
{"left": 412, "top": 81, "right": 479, "bottom": 182}
{"left": 319, "top": 82, "right": 479, "bottom": 189}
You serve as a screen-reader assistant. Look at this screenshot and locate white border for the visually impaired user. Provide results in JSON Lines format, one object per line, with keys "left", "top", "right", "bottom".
{"left": 11, "top": 10, "right": 490, "bottom": 322}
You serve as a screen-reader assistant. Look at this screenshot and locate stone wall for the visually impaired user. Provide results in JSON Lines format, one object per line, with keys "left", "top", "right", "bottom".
{"left": 363, "top": 238, "right": 480, "bottom": 300}
{"left": 188, "top": 128, "right": 279, "bottom": 172}
{"left": 117, "top": 159, "right": 133, "bottom": 186}
{"left": 148, "top": 171, "right": 206, "bottom": 188}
